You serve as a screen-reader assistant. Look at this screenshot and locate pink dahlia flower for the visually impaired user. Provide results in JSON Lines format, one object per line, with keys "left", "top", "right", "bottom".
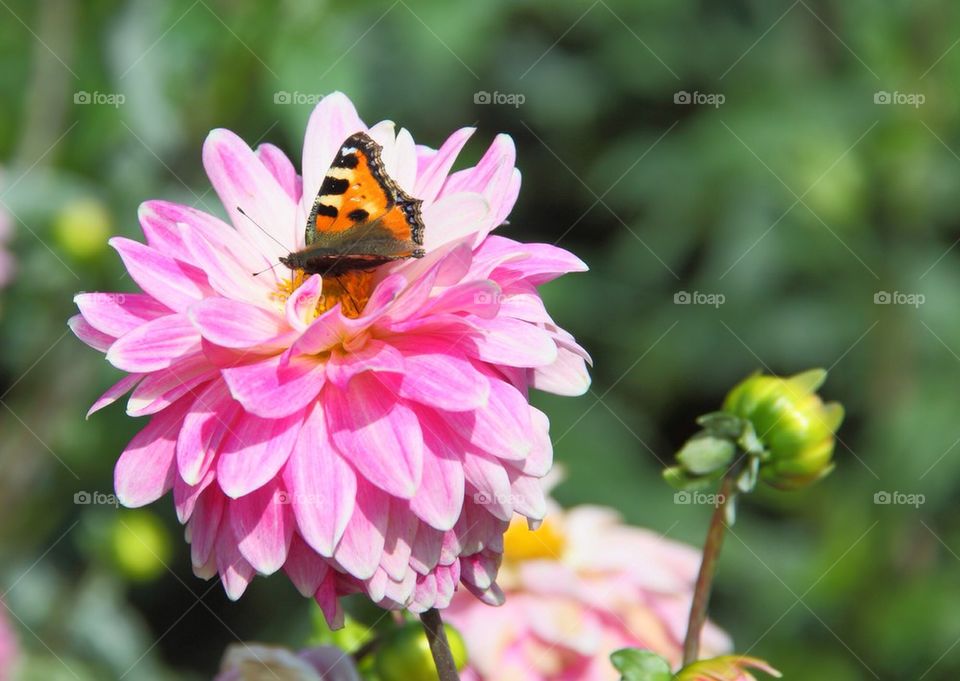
{"left": 71, "top": 92, "right": 590, "bottom": 622}
{"left": 214, "top": 643, "right": 360, "bottom": 681}
{"left": 445, "top": 504, "right": 731, "bottom": 681}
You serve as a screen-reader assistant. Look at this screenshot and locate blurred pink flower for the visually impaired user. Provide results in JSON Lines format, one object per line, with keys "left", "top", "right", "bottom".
{"left": 445, "top": 504, "right": 731, "bottom": 681}
{"left": 71, "top": 92, "right": 590, "bottom": 622}
{"left": 0, "top": 605, "right": 17, "bottom": 681}
{"left": 214, "top": 643, "right": 360, "bottom": 681}
{"left": 0, "top": 197, "right": 14, "bottom": 289}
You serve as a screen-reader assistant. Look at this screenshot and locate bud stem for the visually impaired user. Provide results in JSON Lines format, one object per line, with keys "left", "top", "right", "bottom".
{"left": 419, "top": 608, "right": 460, "bottom": 681}
{"left": 682, "top": 471, "right": 737, "bottom": 665}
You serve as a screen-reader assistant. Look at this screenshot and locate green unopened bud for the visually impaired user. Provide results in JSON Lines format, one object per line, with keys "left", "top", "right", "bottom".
{"left": 109, "top": 510, "right": 171, "bottom": 581}
{"left": 723, "top": 369, "right": 844, "bottom": 489}
{"left": 374, "top": 622, "right": 468, "bottom": 681}
{"left": 53, "top": 197, "right": 112, "bottom": 259}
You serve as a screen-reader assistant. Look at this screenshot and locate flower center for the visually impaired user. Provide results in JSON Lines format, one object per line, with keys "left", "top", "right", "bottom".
{"left": 271, "top": 270, "right": 376, "bottom": 320}
{"left": 502, "top": 517, "right": 566, "bottom": 562}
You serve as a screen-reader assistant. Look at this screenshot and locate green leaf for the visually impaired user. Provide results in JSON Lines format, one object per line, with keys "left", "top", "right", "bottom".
{"left": 610, "top": 648, "right": 673, "bottom": 681}
{"left": 676, "top": 435, "right": 735, "bottom": 475}
{"left": 696, "top": 411, "right": 745, "bottom": 439}
{"left": 737, "top": 420, "right": 767, "bottom": 457}
{"left": 662, "top": 466, "right": 719, "bottom": 490}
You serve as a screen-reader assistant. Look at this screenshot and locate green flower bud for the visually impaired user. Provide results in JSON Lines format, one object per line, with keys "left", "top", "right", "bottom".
{"left": 53, "top": 197, "right": 112, "bottom": 259}
{"left": 723, "top": 369, "right": 844, "bottom": 489}
{"left": 109, "top": 510, "right": 172, "bottom": 582}
{"left": 374, "top": 621, "right": 468, "bottom": 681}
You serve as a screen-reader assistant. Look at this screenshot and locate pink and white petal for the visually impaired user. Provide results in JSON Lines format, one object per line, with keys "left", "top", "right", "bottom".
{"left": 381, "top": 499, "right": 418, "bottom": 581}
{"left": 391, "top": 241, "right": 472, "bottom": 288}
{"left": 114, "top": 395, "right": 192, "bottom": 507}
{"left": 74, "top": 292, "right": 170, "bottom": 338}
{"left": 392, "top": 127, "right": 418, "bottom": 194}
{"left": 333, "top": 478, "right": 389, "bottom": 581}
{"left": 532, "top": 346, "right": 591, "bottom": 396}
{"left": 366, "top": 121, "right": 398, "bottom": 175}
{"left": 107, "top": 314, "right": 200, "bottom": 372}
{"left": 174, "top": 468, "right": 215, "bottom": 523}
{"left": 393, "top": 344, "right": 489, "bottom": 412}
{"left": 284, "top": 534, "right": 329, "bottom": 597}
{"left": 409, "top": 418, "right": 465, "bottom": 531}
{"left": 110, "top": 237, "right": 214, "bottom": 311}
{"left": 215, "top": 520, "right": 256, "bottom": 600}
{"left": 222, "top": 354, "right": 325, "bottom": 419}
{"left": 325, "top": 340, "right": 404, "bottom": 390}
{"left": 284, "top": 405, "right": 356, "bottom": 557}
{"left": 286, "top": 304, "right": 345, "bottom": 357}
{"left": 467, "top": 317, "right": 558, "bottom": 368}
{"left": 314, "top": 571, "right": 344, "bottom": 629}
{"left": 419, "top": 280, "right": 501, "bottom": 320}
{"left": 179, "top": 222, "right": 272, "bottom": 306}
{"left": 256, "top": 143, "right": 301, "bottom": 202}
{"left": 69, "top": 314, "right": 114, "bottom": 352}
{"left": 507, "top": 473, "right": 547, "bottom": 520}
{"left": 301, "top": 92, "right": 365, "bottom": 219}
{"left": 88, "top": 373, "right": 143, "bottom": 417}
{"left": 176, "top": 380, "right": 239, "bottom": 485}
{"left": 217, "top": 409, "right": 304, "bottom": 498}
{"left": 189, "top": 483, "right": 225, "bottom": 568}
{"left": 127, "top": 353, "right": 216, "bottom": 416}
{"left": 521, "top": 407, "right": 553, "bottom": 477}
{"left": 409, "top": 524, "right": 443, "bottom": 575}
{"left": 462, "top": 450, "right": 514, "bottom": 522}
{"left": 422, "top": 192, "right": 489, "bottom": 253}
{"left": 414, "top": 127, "right": 475, "bottom": 203}
{"left": 229, "top": 478, "right": 294, "bottom": 575}
{"left": 460, "top": 552, "right": 500, "bottom": 592}
{"left": 139, "top": 200, "right": 268, "bottom": 282}
{"left": 188, "top": 297, "right": 288, "bottom": 349}
{"left": 444, "top": 374, "right": 533, "bottom": 461}
{"left": 325, "top": 375, "right": 423, "bottom": 499}
{"left": 486, "top": 237, "right": 588, "bottom": 285}
{"left": 203, "top": 128, "right": 298, "bottom": 261}
{"left": 285, "top": 274, "right": 322, "bottom": 331}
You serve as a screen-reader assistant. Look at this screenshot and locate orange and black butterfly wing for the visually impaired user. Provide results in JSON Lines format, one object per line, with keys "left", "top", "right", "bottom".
{"left": 299, "top": 132, "right": 424, "bottom": 274}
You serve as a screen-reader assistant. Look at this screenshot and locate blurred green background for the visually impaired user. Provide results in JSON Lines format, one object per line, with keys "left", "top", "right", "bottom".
{"left": 0, "top": 0, "right": 958, "bottom": 678}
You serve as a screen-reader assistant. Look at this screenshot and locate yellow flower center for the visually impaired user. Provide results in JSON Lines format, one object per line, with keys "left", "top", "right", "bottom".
{"left": 270, "top": 269, "right": 376, "bottom": 320}
{"left": 502, "top": 517, "right": 566, "bottom": 562}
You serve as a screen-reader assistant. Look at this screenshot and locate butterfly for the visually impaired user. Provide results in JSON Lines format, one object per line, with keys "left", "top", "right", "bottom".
{"left": 280, "top": 132, "right": 426, "bottom": 277}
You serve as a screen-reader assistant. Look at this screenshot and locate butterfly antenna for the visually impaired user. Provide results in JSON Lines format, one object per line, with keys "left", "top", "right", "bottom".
{"left": 252, "top": 261, "right": 284, "bottom": 277}
{"left": 236, "top": 206, "right": 292, "bottom": 252}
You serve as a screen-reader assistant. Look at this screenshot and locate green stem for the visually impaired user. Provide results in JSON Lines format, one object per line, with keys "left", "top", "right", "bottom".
{"left": 682, "top": 471, "right": 736, "bottom": 666}
{"left": 419, "top": 608, "right": 460, "bottom": 681}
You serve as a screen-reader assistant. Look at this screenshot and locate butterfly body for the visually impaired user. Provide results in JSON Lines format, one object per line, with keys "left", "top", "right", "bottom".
{"left": 281, "top": 132, "right": 425, "bottom": 277}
